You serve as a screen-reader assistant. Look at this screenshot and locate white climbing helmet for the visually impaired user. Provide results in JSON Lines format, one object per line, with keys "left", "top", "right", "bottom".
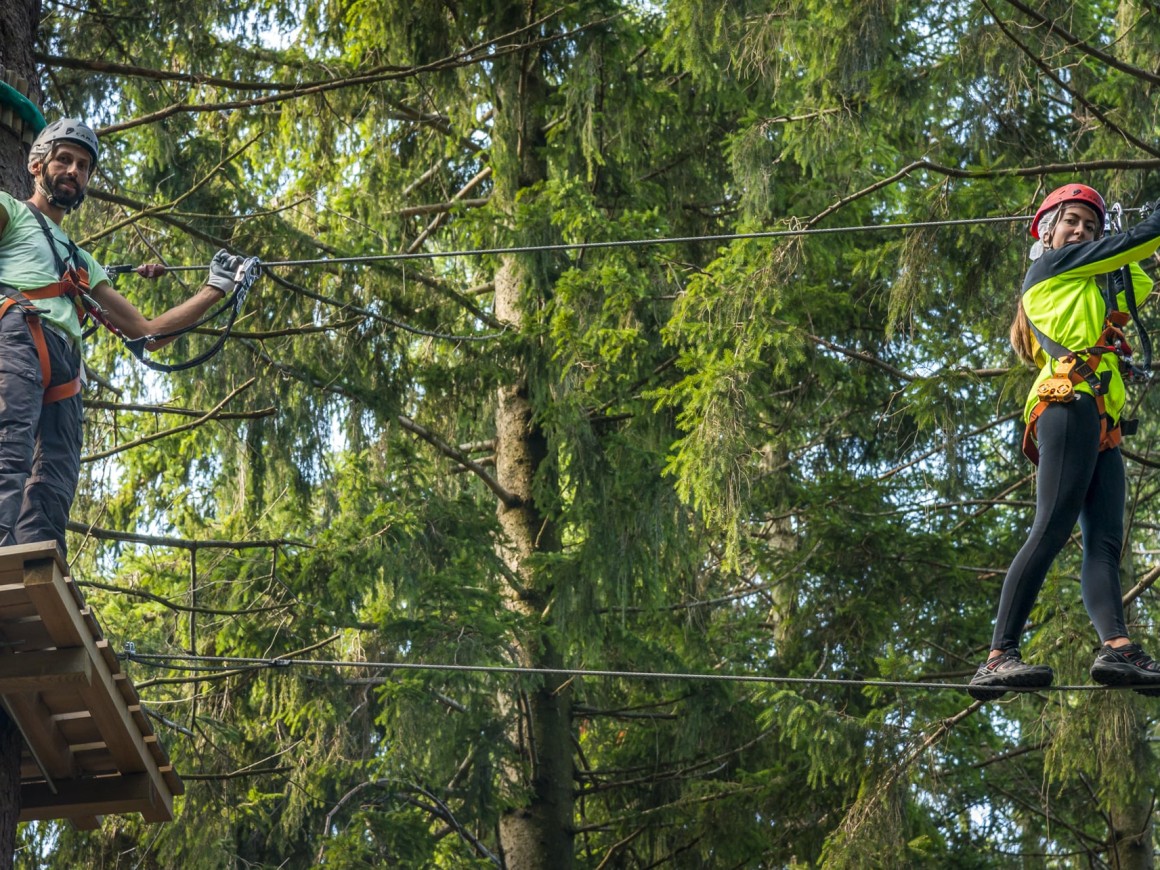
{"left": 28, "top": 118, "right": 100, "bottom": 168}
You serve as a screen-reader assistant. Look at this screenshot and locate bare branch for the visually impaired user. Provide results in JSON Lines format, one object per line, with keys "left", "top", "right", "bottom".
{"left": 396, "top": 414, "right": 522, "bottom": 508}
{"left": 81, "top": 378, "right": 256, "bottom": 463}
{"left": 66, "top": 520, "right": 303, "bottom": 551}
{"left": 94, "top": 17, "right": 610, "bottom": 136}
{"left": 86, "top": 398, "right": 275, "bottom": 419}
{"left": 405, "top": 167, "right": 494, "bottom": 253}
{"left": 997, "top": 0, "right": 1160, "bottom": 86}
{"left": 78, "top": 578, "right": 293, "bottom": 617}
{"left": 981, "top": 0, "right": 1160, "bottom": 158}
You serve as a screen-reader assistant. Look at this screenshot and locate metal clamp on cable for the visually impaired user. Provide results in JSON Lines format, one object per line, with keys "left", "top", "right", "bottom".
{"left": 124, "top": 255, "right": 262, "bottom": 372}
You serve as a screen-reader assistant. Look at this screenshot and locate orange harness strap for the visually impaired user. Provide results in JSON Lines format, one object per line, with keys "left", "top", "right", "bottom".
{"left": 0, "top": 295, "right": 82, "bottom": 406}
{"left": 1022, "top": 394, "right": 1120, "bottom": 466}
{"left": 1021, "top": 350, "right": 1122, "bottom": 466}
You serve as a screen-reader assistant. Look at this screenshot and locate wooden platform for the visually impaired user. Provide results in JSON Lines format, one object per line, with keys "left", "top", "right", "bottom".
{"left": 0, "top": 542, "right": 183, "bottom": 828}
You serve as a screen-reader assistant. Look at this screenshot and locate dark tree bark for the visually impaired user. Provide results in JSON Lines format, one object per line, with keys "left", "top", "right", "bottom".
{"left": 0, "top": 710, "right": 19, "bottom": 870}
{"left": 0, "top": 2, "right": 38, "bottom": 863}
{"left": 0, "top": 0, "right": 39, "bottom": 197}
{"left": 491, "top": 10, "right": 574, "bottom": 868}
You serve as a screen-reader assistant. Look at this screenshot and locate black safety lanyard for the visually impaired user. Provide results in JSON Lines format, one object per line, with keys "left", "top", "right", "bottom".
{"left": 23, "top": 202, "right": 260, "bottom": 371}
{"left": 120, "top": 257, "right": 262, "bottom": 372}
{"left": 1106, "top": 203, "right": 1152, "bottom": 381}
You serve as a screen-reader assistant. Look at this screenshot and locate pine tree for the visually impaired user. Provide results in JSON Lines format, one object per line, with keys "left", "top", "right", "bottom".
{"left": 8, "top": 1, "right": 1160, "bottom": 867}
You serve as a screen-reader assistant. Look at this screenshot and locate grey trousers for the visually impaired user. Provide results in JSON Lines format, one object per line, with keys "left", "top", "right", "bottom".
{"left": 0, "top": 309, "right": 82, "bottom": 557}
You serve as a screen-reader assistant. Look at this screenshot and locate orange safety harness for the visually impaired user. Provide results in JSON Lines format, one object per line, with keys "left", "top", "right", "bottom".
{"left": 0, "top": 202, "right": 113, "bottom": 405}
{"left": 1021, "top": 309, "right": 1137, "bottom": 465}
{"left": 1022, "top": 204, "right": 1153, "bottom": 466}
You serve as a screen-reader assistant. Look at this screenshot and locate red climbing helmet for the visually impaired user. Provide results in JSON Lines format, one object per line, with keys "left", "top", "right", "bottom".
{"left": 1030, "top": 183, "right": 1106, "bottom": 238}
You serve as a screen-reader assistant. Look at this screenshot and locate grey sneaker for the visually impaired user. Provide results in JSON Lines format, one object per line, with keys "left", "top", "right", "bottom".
{"left": 1091, "top": 643, "right": 1160, "bottom": 696}
{"left": 967, "top": 649, "right": 1054, "bottom": 701}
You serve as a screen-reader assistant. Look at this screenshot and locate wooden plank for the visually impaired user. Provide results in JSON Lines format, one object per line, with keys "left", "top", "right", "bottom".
{"left": 2, "top": 693, "right": 76, "bottom": 781}
{"left": 52, "top": 710, "right": 96, "bottom": 746}
{"left": 0, "top": 602, "right": 39, "bottom": 624}
{"left": 0, "top": 648, "right": 91, "bottom": 693}
{"left": 0, "top": 617, "right": 53, "bottom": 652}
{"left": 22, "top": 557, "right": 174, "bottom": 821}
{"left": 19, "top": 774, "right": 160, "bottom": 822}
{"left": 35, "top": 686, "right": 94, "bottom": 718}
{"left": 160, "top": 766, "right": 184, "bottom": 796}
{"left": 0, "top": 542, "right": 65, "bottom": 576}
{"left": 95, "top": 639, "right": 119, "bottom": 674}
{"left": 0, "top": 582, "right": 31, "bottom": 606}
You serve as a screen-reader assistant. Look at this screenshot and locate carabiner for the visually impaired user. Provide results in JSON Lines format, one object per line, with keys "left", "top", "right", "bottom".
{"left": 1107, "top": 202, "right": 1124, "bottom": 235}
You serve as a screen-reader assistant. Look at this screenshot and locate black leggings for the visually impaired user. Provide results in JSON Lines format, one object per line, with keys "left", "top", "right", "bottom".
{"left": 991, "top": 394, "right": 1127, "bottom": 651}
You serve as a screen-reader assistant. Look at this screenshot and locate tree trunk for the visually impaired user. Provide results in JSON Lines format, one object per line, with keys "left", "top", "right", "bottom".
{"left": 0, "top": 0, "right": 39, "bottom": 197}
{"left": 1109, "top": 792, "right": 1154, "bottom": 870}
{"left": 493, "top": 254, "right": 574, "bottom": 868}
{"left": 0, "top": 710, "right": 21, "bottom": 870}
{"left": 0, "top": 3, "right": 36, "bottom": 863}
{"left": 490, "top": 11, "right": 574, "bottom": 865}
{"left": 1107, "top": 724, "right": 1154, "bottom": 870}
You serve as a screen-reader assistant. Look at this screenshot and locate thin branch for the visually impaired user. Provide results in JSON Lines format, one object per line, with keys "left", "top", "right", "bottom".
{"left": 37, "top": 9, "right": 565, "bottom": 94}
{"left": 65, "top": 520, "right": 303, "bottom": 551}
{"left": 267, "top": 267, "right": 502, "bottom": 334}
{"left": 397, "top": 197, "right": 489, "bottom": 218}
{"left": 982, "top": 0, "right": 1160, "bottom": 157}
{"left": 210, "top": 317, "right": 365, "bottom": 340}
{"left": 81, "top": 378, "right": 255, "bottom": 463}
{"left": 85, "top": 398, "right": 275, "bottom": 420}
{"left": 806, "top": 158, "right": 1160, "bottom": 228}
{"left": 318, "top": 779, "right": 501, "bottom": 866}
{"left": 804, "top": 331, "right": 915, "bottom": 382}
{"left": 181, "top": 767, "right": 290, "bottom": 781}
{"left": 878, "top": 412, "right": 1022, "bottom": 482}
{"left": 79, "top": 134, "right": 262, "bottom": 245}
{"left": 77, "top": 579, "right": 293, "bottom": 617}
{"left": 396, "top": 414, "right": 521, "bottom": 508}
{"left": 96, "top": 17, "right": 609, "bottom": 135}
{"left": 998, "top": 0, "right": 1160, "bottom": 86}
{"left": 86, "top": 188, "right": 229, "bottom": 248}
{"left": 405, "top": 166, "right": 493, "bottom": 254}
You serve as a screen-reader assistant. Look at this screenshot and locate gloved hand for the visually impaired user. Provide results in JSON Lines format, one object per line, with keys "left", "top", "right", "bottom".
{"left": 1141, "top": 201, "right": 1159, "bottom": 219}
{"left": 205, "top": 250, "right": 243, "bottom": 294}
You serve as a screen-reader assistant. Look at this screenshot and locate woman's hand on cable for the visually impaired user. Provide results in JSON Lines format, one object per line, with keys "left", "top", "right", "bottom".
{"left": 205, "top": 249, "right": 245, "bottom": 296}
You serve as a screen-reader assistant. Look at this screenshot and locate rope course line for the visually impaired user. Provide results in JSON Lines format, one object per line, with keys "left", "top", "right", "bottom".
{"left": 121, "top": 649, "right": 1142, "bottom": 694}
{"left": 107, "top": 210, "right": 1127, "bottom": 275}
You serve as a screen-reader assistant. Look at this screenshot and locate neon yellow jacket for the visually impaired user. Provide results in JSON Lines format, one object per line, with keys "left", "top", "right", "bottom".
{"left": 1021, "top": 209, "right": 1160, "bottom": 425}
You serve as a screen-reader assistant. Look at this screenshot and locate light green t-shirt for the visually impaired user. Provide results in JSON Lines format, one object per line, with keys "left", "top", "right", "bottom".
{"left": 0, "top": 190, "right": 109, "bottom": 344}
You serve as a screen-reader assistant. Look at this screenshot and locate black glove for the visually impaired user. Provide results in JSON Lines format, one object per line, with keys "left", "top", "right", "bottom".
{"left": 206, "top": 250, "right": 243, "bottom": 294}
{"left": 1140, "top": 201, "right": 1159, "bottom": 219}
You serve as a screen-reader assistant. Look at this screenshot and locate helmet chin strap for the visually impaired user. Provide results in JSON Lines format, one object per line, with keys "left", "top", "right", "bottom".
{"left": 33, "top": 164, "right": 85, "bottom": 214}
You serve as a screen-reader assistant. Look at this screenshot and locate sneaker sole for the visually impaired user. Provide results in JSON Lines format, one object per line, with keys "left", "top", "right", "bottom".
{"left": 1091, "top": 662, "right": 1160, "bottom": 691}
{"left": 967, "top": 669, "right": 1054, "bottom": 701}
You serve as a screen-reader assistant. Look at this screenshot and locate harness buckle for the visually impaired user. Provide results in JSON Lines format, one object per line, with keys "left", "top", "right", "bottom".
{"left": 1037, "top": 358, "right": 1079, "bottom": 403}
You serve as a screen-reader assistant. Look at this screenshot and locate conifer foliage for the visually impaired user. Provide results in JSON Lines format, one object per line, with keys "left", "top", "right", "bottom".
{"left": 5, "top": 1, "right": 1160, "bottom": 867}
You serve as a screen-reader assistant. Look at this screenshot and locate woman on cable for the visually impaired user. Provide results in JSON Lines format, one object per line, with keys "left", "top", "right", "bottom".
{"left": 969, "top": 184, "right": 1160, "bottom": 700}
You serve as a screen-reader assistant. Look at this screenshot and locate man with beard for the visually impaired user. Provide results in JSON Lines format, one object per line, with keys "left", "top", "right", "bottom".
{"left": 0, "top": 118, "right": 242, "bottom": 556}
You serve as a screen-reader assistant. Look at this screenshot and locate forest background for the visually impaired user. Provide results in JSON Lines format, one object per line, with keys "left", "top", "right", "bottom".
{"left": 3, "top": 0, "right": 1160, "bottom": 867}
